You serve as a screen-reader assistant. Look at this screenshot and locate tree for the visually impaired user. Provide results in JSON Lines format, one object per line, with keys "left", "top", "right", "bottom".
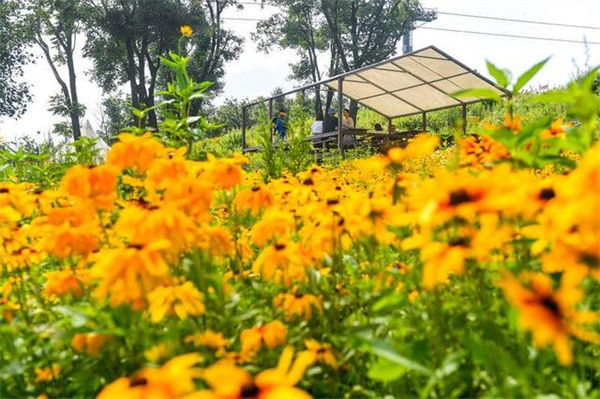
{"left": 84, "top": 0, "right": 242, "bottom": 127}
{"left": 0, "top": 0, "right": 33, "bottom": 118}
{"left": 29, "top": 0, "right": 87, "bottom": 140}
{"left": 97, "top": 94, "right": 130, "bottom": 144}
{"left": 254, "top": 0, "right": 422, "bottom": 119}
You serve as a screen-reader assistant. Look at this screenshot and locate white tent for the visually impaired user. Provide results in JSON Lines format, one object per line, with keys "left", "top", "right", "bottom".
{"left": 81, "top": 120, "right": 110, "bottom": 161}
{"left": 323, "top": 46, "right": 504, "bottom": 118}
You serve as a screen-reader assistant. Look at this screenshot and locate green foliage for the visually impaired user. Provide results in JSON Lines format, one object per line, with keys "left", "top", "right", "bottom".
{"left": 98, "top": 95, "right": 131, "bottom": 144}
{"left": 0, "top": 0, "right": 32, "bottom": 118}
{"left": 0, "top": 137, "right": 102, "bottom": 186}
{"left": 455, "top": 58, "right": 597, "bottom": 169}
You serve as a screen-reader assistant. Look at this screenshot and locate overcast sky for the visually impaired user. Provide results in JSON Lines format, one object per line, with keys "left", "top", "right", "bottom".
{"left": 1, "top": 0, "right": 598, "bottom": 142}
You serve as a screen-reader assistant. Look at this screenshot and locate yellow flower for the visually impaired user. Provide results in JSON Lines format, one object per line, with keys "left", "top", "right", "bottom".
{"left": 89, "top": 240, "right": 172, "bottom": 309}
{"left": 147, "top": 281, "right": 205, "bottom": 323}
{"left": 498, "top": 270, "right": 599, "bottom": 365}
{"left": 145, "top": 342, "right": 173, "bottom": 363}
{"left": 254, "top": 346, "right": 315, "bottom": 399}
{"left": 34, "top": 364, "right": 60, "bottom": 383}
{"left": 185, "top": 330, "right": 229, "bottom": 353}
{"left": 273, "top": 292, "right": 322, "bottom": 321}
{"left": 240, "top": 320, "right": 287, "bottom": 359}
{"left": 71, "top": 333, "right": 115, "bottom": 356}
{"left": 304, "top": 339, "right": 338, "bottom": 369}
{"left": 97, "top": 353, "right": 202, "bottom": 399}
{"left": 180, "top": 25, "right": 193, "bottom": 37}
{"left": 420, "top": 241, "right": 469, "bottom": 290}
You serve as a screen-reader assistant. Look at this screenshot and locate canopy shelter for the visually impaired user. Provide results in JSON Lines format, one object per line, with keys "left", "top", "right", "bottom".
{"left": 241, "top": 46, "right": 507, "bottom": 152}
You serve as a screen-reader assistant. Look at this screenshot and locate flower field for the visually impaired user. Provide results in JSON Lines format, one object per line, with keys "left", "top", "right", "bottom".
{"left": 1, "top": 117, "right": 599, "bottom": 398}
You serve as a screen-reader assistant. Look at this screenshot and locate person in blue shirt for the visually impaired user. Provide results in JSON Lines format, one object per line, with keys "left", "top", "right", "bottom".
{"left": 274, "top": 109, "right": 287, "bottom": 140}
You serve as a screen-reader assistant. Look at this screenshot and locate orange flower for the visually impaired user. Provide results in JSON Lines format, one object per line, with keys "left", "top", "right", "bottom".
{"left": 503, "top": 113, "right": 521, "bottom": 131}
{"left": 540, "top": 118, "right": 567, "bottom": 139}
{"left": 71, "top": 333, "right": 115, "bottom": 356}
{"left": 44, "top": 268, "right": 84, "bottom": 298}
{"left": 34, "top": 364, "right": 60, "bottom": 383}
{"left": 147, "top": 281, "right": 205, "bottom": 323}
{"left": 234, "top": 185, "right": 274, "bottom": 215}
{"left": 420, "top": 241, "right": 469, "bottom": 290}
{"left": 498, "top": 271, "right": 599, "bottom": 365}
{"left": 304, "top": 339, "right": 338, "bottom": 369}
{"left": 273, "top": 292, "right": 322, "bottom": 320}
{"left": 60, "top": 164, "right": 117, "bottom": 209}
{"left": 106, "top": 133, "right": 165, "bottom": 173}
{"left": 240, "top": 320, "right": 287, "bottom": 359}
{"left": 97, "top": 353, "right": 202, "bottom": 399}
{"left": 185, "top": 330, "right": 229, "bottom": 353}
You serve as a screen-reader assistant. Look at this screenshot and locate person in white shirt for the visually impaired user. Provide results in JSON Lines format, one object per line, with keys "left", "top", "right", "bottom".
{"left": 342, "top": 108, "right": 354, "bottom": 130}
{"left": 311, "top": 110, "right": 324, "bottom": 135}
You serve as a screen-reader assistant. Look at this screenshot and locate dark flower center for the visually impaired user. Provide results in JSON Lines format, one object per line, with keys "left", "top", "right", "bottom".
{"left": 302, "top": 177, "right": 314, "bottom": 186}
{"left": 241, "top": 382, "right": 260, "bottom": 399}
{"left": 448, "top": 189, "right": 472, "bottom": 206}
{"left": 274, "top": 243, "right": 286, "bottom": 251}
{"left": 538, "top": 188, "right": 556, "bottom": 201}
{"left": 129, "top": 377, "right": 148, "bottom": 387}
{"left": 540, "top": 296, "right": 561, "bottom": 317}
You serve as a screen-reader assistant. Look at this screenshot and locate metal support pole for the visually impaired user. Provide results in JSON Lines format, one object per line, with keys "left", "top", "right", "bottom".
{"left": 422, "top": 112, "right": 427, "bottom": 131}
{"left": 337, "top": 77, "right": 344, "bottom": 153}
{"left": 241, "top": 106, "right": 247, "bottom": 150}
{"left": 387, "top": 118, "right": 392, "bottom": 134}
{"left": 268, "top": 99, "right": 273, "bottom": 142}
{"left": 461, "top": 104, "right": 467, "bottom": 134}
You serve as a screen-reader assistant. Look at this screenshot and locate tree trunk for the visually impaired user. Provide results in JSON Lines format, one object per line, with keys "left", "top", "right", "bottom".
{"left": 66, "top": 41, "right": 81, "bottom": 140}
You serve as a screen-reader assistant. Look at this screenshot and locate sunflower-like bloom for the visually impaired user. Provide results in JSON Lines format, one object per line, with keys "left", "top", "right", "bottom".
{"left": 196, "top": 347, "right": 314, "bottom": 399}
{"left": 419, "top": 241, "right": 469, "bottom": 290}
{"left": 72, "top": 333, "right": 115, "bottom": 356}
{"left": 147, "top": 281, "right": 205, "bottom": 323}
{"left": 234, "top": 185, "right": 274, "bottom": 215}
{"left": 304, "top": 339, "right": 338, "bottom": 369}
{"left": 205, "top": 158, "right": 243, "bottom": 190}
{"left": 180, "top": 25, "right": 193, "bottom": 37}
{"left": 458, "top": 135, "right": 509, "bottom": 167}
{"left": 89, "top": 240, "right": 171, "bottom": 309}
{"left": 252, "top": 242, "right": 306, "bottom": 286}
{"left": 97, "top": 353, "right": 202, "bottom": 399}
{"left": 106, "top": 133, "right": 166, "bottom": 173}
{"left": 250, "top": 209, "right": 296, "bottom": 247}
{"left": 498, "top": 271, "right": 600, "bottom": 365}
{"left": 61, "top": 164, "right": 118, "bottom": 210}
{"left": 253, "top": 346, "right": 315, "bottom": 399}
{"left": 44, "top": 268, "right": 84, "bottom": 298}
{"left": 386, "top": 134, "right": 440, "bottom": 166}
{"left": 114, "top": 205, "right": 199, "bottom": 255}
{"left": 240, "top": 320, "right": 287, "bottom": 359}
{"left": 273, "top": 292, "right": 322, "bottom": 321}
{"left": 34, "top": 364, "right": 60, "bottom": 383}
{"left": 185, "top": 330, "right": 229, "bottom": 354}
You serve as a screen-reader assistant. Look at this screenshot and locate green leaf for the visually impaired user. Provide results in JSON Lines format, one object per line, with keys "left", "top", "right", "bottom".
{"left": 371, "top": 294, "right": 403, "bottom": 312}
{"left": 366, "top": 338, "right": 431, "bottom": 375}
{"left": 452, "top": 88, "right": 502, "bottom": 102}
{"left": 368, "top": 357, "right": 407, "bottom": 382}
{"left": 486, "top": 60, "right": 509, "bottom": 88}
{"left": 513, "top": 57, "right": 550, "bottom": 93}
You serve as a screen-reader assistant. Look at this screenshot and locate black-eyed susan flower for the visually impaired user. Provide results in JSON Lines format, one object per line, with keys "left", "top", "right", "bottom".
{"left": 498, "top": 271, "right": 600, "bottom": 365}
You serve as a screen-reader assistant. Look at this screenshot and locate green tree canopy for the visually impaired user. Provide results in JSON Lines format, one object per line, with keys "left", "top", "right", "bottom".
{"left": 0, "top": 0, "right": 33, "bottom": 118}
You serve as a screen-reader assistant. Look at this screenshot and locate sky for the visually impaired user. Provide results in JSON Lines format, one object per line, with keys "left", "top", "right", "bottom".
{"left": 1, "top": 0, "right": 599, "bottom": 142}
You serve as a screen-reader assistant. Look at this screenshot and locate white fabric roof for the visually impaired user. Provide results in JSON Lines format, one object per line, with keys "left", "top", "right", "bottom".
{"left": 323, "top": 46, "right": 505, "bottom": 118}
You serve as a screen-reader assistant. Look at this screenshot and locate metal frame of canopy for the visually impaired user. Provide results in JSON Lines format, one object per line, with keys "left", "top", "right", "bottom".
{"left": 241, "top": 45, "right": 509, "bottom": 153}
